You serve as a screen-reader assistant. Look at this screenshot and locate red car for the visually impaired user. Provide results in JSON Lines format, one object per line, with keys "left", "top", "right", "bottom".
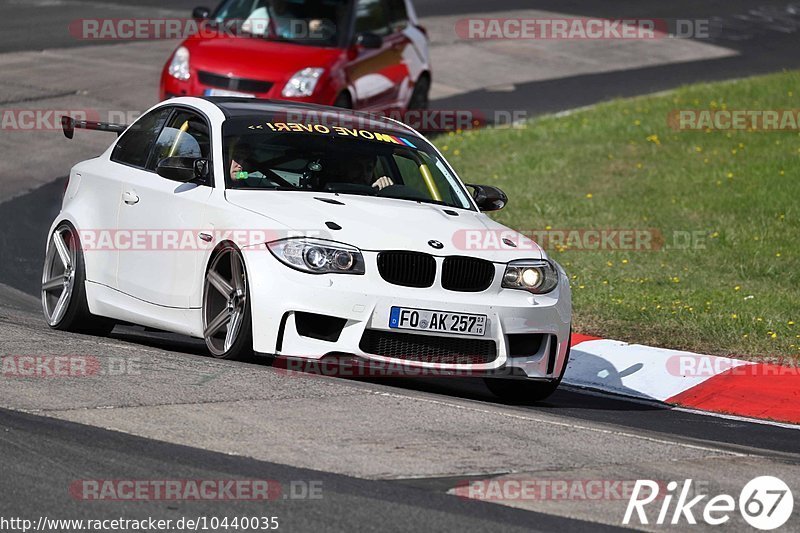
{"left": 160, "top": 0, "right": 431, "bottom": 113}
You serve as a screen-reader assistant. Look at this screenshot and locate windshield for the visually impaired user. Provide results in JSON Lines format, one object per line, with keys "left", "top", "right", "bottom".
{"left": 210, "top": 0, "right": 349, "bottom": 46}
{"left": 222, "top": 117, "right": 475, "bottom": 210}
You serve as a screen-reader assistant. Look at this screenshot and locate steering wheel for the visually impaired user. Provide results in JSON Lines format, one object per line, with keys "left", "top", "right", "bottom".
{"left": 376, "top": 184, "right": 428, "bottom": 200}
{"left": 243, "top": 164, "right": 296, "bottom": 189}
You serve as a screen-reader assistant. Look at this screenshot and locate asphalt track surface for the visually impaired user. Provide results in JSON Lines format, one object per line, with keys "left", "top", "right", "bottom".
{"left": 0, "top": 408, "right": 621, "bottom": 532}
{"left": 1, "top": 1, "right": 800, "bottom": 531}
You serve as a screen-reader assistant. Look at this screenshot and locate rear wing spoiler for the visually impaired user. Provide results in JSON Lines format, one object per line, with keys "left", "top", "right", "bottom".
{"left": 61, "top": 115, "right": 128, "bottom": 139}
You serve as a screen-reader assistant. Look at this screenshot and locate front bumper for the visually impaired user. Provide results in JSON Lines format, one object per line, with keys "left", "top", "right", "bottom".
{"left": 243, "top": 247, "right": 572, "bottom": 380}
{"left": 160, "top": 69, "right": 337, "bottom": 105}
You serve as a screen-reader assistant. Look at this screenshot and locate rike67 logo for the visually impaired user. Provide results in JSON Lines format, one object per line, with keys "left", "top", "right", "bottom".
{"left": 624, "top": 477, "right": 794, "bottom": 530}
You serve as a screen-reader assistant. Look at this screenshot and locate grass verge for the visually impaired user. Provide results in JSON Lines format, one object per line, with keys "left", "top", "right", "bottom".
{"left": 438, "top": 70, "right": 799, "bottom": 360}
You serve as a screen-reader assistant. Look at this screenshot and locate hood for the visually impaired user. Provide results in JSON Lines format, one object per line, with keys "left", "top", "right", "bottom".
{"left": 226, "top": 191, "right": 544, "bottom": 262}
{"left": 184, "top": 34, "right": 343, "bottom": 82}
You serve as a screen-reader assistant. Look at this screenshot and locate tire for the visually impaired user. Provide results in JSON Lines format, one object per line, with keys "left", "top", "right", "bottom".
{"left": 41, "top": 222, "right": 115, "bottom": 335}
{"left": 484, "top": 332, "right": 571, "bottom": 404}
{"left": 202, "top": 244, "right": 254, "bottom": 361}
{"left": 333, "top": 91, "right": 352, "bottom": 109}
{"left": 407, "top": 74, "right": 430, "bottom": 111}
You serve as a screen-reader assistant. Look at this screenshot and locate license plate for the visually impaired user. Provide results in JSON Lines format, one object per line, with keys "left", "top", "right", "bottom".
{"left": 389, "top": 307, "right": 487, "bottom": 336}
{"left": 203, "top": 88, "right": 256, "bottom": 98}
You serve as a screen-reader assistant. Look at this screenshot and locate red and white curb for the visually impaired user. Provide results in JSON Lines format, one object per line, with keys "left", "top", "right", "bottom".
{"left": 564, "top": 335, "right": 800, "bottom": 425}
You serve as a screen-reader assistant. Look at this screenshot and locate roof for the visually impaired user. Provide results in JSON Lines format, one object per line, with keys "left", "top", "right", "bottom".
{"left": 202, "top": 97, "right": 419, "bottom": 137}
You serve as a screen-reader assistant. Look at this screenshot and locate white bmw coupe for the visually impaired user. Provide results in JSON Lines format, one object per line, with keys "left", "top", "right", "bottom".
{"left": 44, "top": 97, "right": 572, "bottom": 402}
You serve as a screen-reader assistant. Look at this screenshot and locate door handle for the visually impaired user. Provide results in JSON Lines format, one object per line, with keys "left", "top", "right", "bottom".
{"left": 122, "top": 190, "right": 139, "bottom": 205}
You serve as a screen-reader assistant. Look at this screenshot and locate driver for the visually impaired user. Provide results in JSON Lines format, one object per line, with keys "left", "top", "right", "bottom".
{"left": 343, "top": 155, "right": 394, "bottom": 190}
{"left": 228, "top": 145, "right": 395, "bottom": 191}
{"left": 229, "top": 146, "right": 250, "bottom": 181}
{"left": 228, "top": 144, "right": 266, "bottom": 184}
{"left": 230, "top": 156, "right": 246, "bottom": 181}
{"left": 269, "top": 0, "right": 330, "bottom": 39}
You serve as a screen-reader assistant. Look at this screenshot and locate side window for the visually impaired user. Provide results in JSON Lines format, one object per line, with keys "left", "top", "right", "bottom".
{"left": 419, "top": 152, "right": 465, "bottom": 206}
{"left": 111, "top": 108, "right": 171, "bottom": 168}
{"left": 355, "top": 0, "right": 391, "bottom": 36}
{"left": 385, "top": 0, "right": 408, "bottom": 31}
{"left": 147, "top": 110, "right": 211, "bottom": 171}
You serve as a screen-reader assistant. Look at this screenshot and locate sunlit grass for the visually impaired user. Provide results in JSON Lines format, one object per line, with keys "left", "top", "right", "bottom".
{"left": 435, "top": 70, "right": 800, "bottom": 359}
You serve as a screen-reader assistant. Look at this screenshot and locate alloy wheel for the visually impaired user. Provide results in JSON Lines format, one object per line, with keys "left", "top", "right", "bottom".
{"left": 41, "top": 225, "right": 77, "bottom": 326}
{"left": 203, "top": 248, "right": 248, "bottom": 356}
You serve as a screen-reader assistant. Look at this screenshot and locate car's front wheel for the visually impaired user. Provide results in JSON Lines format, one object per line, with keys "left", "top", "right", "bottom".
{"left": 484, "top": 335, "right": 571, "bottom": 404}
{"left": 484, "top": 377, "right": 562, "bottom": 404}
{"left": 41, "top": 222, "right": 115, "bottom": 335}
{"left": 202, "top": 245, "right": 253, "bottom": 360}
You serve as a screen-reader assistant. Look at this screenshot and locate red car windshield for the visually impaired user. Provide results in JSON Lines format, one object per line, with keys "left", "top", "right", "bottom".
{"left": 211, "top": 0, "right": 350, "bottom": 47}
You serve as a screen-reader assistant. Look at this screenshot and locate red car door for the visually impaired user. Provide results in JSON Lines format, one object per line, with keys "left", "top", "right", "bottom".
{"left": 346, "top": 0, "right": 411, "bottom": 112}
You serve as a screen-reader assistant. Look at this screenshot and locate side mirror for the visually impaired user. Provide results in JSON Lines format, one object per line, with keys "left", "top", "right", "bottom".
{"left": 156, "top": 157, "right": 209, "bottom": 183}
{"left": 192, "top": 6, "right": 211, "bottom": 19}
{"left": 355, "top": 32, "right": 383, "bottom": 49}
{"left": 467, "top": 184, "right": 508, "bottom": 211}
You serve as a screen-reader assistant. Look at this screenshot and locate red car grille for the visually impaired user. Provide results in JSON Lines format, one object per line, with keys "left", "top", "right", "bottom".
{"left": 198, "top": 71, "right": 273, "bottom": 93}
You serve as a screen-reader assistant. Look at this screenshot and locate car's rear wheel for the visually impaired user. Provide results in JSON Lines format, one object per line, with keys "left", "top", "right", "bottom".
{"left": 484, "top": 333, "right": 571, "bottom": 404}
{"left": 202, "top": 245, "right": 253, "bottom": 360}
{"left": 408, "top": 74, "right": 430, "bottom": 110}
{"left": 41, "top": 222, "right": 114, "bottom": 335}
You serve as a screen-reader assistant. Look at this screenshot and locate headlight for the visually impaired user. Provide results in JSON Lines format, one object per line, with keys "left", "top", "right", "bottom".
{"left": 502, "top": 260, "right": 559, "bottom": 294}
{"left": 268, "top": 238, "right": 365, "bottom": 275}
{"left": 168, "top": 46, "right": 191, "bottom": 81}
{"left": 282, "top": 68, "right": 324, "bottom": 97}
